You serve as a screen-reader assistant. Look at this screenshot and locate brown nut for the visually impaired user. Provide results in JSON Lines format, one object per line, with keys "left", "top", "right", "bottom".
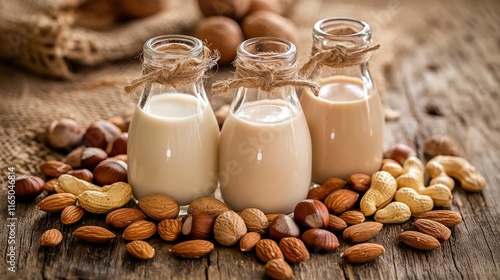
{"left": 37, "top": 193, "right": 77, "bottom": 212}
{"left": 93, "top": 159, "right": 127, "bottom": 186}
{"left": 40, "top": 229, "right": 63, "bottom": 248}
{"left": 301, "top": 228, "right": 340, "bottom": 253}
{"left": 39, "top": 160, "right": 72, "bottom": 178}
{"left": 81, "top": 147, "right": 108, "bottom": 170}
{"left": 399, "top": 231, "right": 441, "bottom": 251}
{"left": 248, "top": 0, "right": 293, "bottom": 15}
{"left": 73, "top": 226, "right": 116, "bottom": 243}
{"left": 193, "top": 16, "right": 244, "bottom": 65}
{"left": 65, "top": 146, "right": 85, "bottom": 168}
{"left": 158, "top": 219, "right": 183, "bottom": 242}
{"left": 44, "top": 179, "right": 58, "bottom": 193}
{"left": 122, "top": 220, "right": 157, "bottom": 241}
{"left": 118, "top": 0, "right": 165, "bottom": 18}
{"left": 324, "top": 189, "right": 359, "bottom": 215}
{"left": 60, "top": 205, "right": 85, "bottom": 225}
{"left": 307, "top": 178, "right": 346, "bottom": 201}
{"left": 188, "top": 197, "right": 230, "bottom": 217}
{"left": 413, "top": 219, "right": 452, "bottom": 242}
{"left": 339, "top": 210, "right": 365, "bottom": 225}
{"left": 279, "top": 237, "right": 309, "bottom": 264}
{"left": 293, "top": 199, "right": 329, "bottom": 229}
{"left": 347, "top": 174, "right": 371, "bottom": 193}
{"left": 327, "top": 214, "right": 348, "bottom": 232}
{"left": 83, "top": 120, "right": 121, "bottom": 150}
{"left": 240, "top": 232, "right": 261, "bottom": 252}
{"left": 67, "top": 169, "right": 93, "bottom": 183}
{"left": 14, "top": 175, "right": 44, "bottom": 200}
{"left": 197, "top": 0, "right": 251, "bottom": 20}
{"left": 107, "top": 116, "right": 128, "bottom": 132}
{"left": 341, "top": 243, "right": 385, "bottom": 264}
{"left": 182, "top": 211, "right": 214, "bottom": 240}
{"left": 106, "top": 132, "right": 128, "bottom": 157}
{"left": 423, "top": 135, "right": 460, "bottom": 158}
{"left": 213, "top": 211, "right": 247, "bottom": 246}
{"left": 169, "top": 240, "right": 214, "bottom": 258}
{"left": 342, "top": 222, "right": 383, "bottom": 243}
{"left": 239, "top": 208, "right": 269, "bottom": 234}
{"left": 255, "top": 239, "right": 284, "bottom": 262}
{"left": 126, "top": 240, "right": 155, "bottom": 260}
{"left": 241, "top": 10, "right": 298, "bottom": 44}
{"left": 264, "top": 258, "right": 294, "bottom": 279}
{"left": 106, "top": 208, "right": 147, "bottom": 229}
{"left": 138, "top": 194, "right": 180, "bottom": 220}
{"left": 384, "top": 143, "right": 416, "bottom": 165}
{"left": 268, "top": 214, "right": 300, "bottom": 241}
{"left": 45, "top": 118, "right": 83, "bottom": 149}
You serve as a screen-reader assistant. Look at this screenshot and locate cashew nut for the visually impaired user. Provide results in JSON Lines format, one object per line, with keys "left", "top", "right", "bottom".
{"left": 426, "top": 156, "right": 485, "bottom": 192}
{"left": 78, "top": 182, "right": 132, "bottom": 214}
{"left": 426, "top": 160, "right": 455, "bottom": 190}
{"left": 394, "top": 188, "right": 433, "bottom": 215}
{"left": 380, "top": 159, "right": 404, "bottom": 178}
{"left": 360, "top": 171, "right": 397, "bottom": 216}
{"left": 374, "top": 202, "right": 411, "bottom": 224}
{"left": 421, "top": 184, "right": 453, "bottom": 207}
{"left": 396, "top": 156, "right": 425, "bottom": 192}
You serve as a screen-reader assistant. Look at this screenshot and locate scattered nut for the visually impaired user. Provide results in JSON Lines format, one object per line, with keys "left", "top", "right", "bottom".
{"left": 339, "top": 210, "right": 365, "bottom": 225}
{"left": 413, "top": 210, "right": 463, "bottom": 227}
{"left": 67, "top": 169, "right": 93, "bottom": 183}
{"left": 213, "top": 211, "right": 247, "bottom": 246}
{"left": 239, "top": 208, "right": 269, "bottom": 234}
{"left": 293, "top": 199, "right": 329, "bottom": 229}
{"left": 413, "top": 219, "right": 451, "bottom": 242}
{"left": 327, "top": 214, "right": 348, "bottom": 232}
{"left": 45, "top": 119, "right": 83, "bottom": 149}
{"left": 40, "top": 229, "right": 63, "bottom": 248}
{"left": 360, "top": 171, "right": 397, "bottom": 216}
{"left": 374, "top": 202, "right": 411, "bottom": 224}
{"left": 197, "top": 0, "right": 251, "bottom": 20}
{"left": 169, "top": 240, "right": 214, "bottom": 258}
{"left": 264, "top": 258, "right": 293, "bottom": 280}
{"left": 301, "top": 228, "right": 339, "bottom": 253}
{"left": 65, "top": 146, "right": 85, "bottom": 168}
{"left": 73, "top": 226, "right": 116, "bottom": 243}
{"left": 36, "top": 193, "right": 77, "bottom": 212}
{"left": 93, "top": 159, "right": 128, "bottom": 185}
{"left": 242, "top": 10, "right": 298, "bottom": 44}
{"left": 122, "top": 220, "right": 157, "bottom": 241}
{"left": 306, "top": 178, "right": 346, "bottom": 201}
{"left": 423, "top": 135, "right": 460, "bottom": 158}
{"left": 268, "top": 214, "right": 300, "bottom": 241}
{"left": 182, "top": 211, "right": 214, "bottom": 240}
{"left": 324, "top": 189, "right": 359, "bottom": 215}
{"left": 279, "top": 237, "right": 309, "bottom": 264}
{"left": 347, "top": 174, "right": 371, "bottom": 193}
{"left": 39, "top": 160, "right": 73, "bottom": 178}
{"left": 14, "top": 175, "right": 44, "bottom": 200}
{"left": 384, "top": 143, "right": 416, "bottom": 165}
{"left": 255, "top": 239, "right": 284, "bottom": 262}
{"left": 188, "top": 197, "right": 230, "bottom": 217}
{"left": 126, "top": 240, "right": 155, "bottom": 260}
{"left": 158, "top": 219, "right": 183, "bottom": 242}
{"left": 341, "top": 243, "right": 385, "bottom": 264}
{"left": 106, "top": 133, "right": 128, "bottom": 157}
{"left": 399, "top": 231, "right": 441, "bottom": 251}
{"left": 138, "top": 194, "right": 180, "bottom": 220}
{"left": 342, "top": 222, "right": 383, "bottom": 243}
{"left": 240, "top": 232, "right": 261, "bottom": 252}
{"left": 60, "top": 205, "right": 85, "bottom": 225}
{"left": 83, "top": 120, "right": 121, "bottom": 150}
{"left": 81, "top": 147, "right": 108, "bottom": 170}
{"left": 105, "top": 208, "right": 146, "bottom": 229}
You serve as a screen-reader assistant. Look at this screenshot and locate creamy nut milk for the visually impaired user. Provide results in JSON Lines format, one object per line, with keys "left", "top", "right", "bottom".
{"left": 219, "top": 99, "right": 312, "bottom": 214}
{"left": 300, "top": 76, "right": 384, "bottom": 183}
{"left": 127, "top": 93, "right": 219, "bottom": 205}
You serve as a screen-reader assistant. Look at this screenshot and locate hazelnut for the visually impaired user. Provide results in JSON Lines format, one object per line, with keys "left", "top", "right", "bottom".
{"left": 67, "top": 169, "right": 94, "bottom": 182}
{"left": 14, "top": 175, "right": 44, "bottom": 200}
{"left": 107, "top": 116, "right": 128, "bottom": 132}
{"left": 65, "top": 146, "right": 85, "bottom": 168}
{"left": 241, "top": 10, "right": 298, "bottom": 44}
{"left": 106, "top": 132, "right": 128, "bottom": 156}
{"left": 182, "top": 211, "right": 215, "bottom": 240}
{"left": 118, "top": 0, "right": 165, "bottom": 18}
{"left": 248, "top": 0, "right": 292, "bottom": 15}
{"left": 193, "top": 16, "right": 244, "bottom": 65}
{"left": 111, "top": 154, "right": 128, "bottom": 163}
{"left": 81, "top": 147, "right": 108, "bottom": 170}
{"left": 39, "top": 160, "right": 73, "bottom": 178}
{"left": 293, "top": 199, "right": 329, "bottom": 229}
{"left": 197, "top": 0, "right": 251, "bottom": 20}
{"left": 384, "top": 143, "right": 416, "bottom": 165}
{"left": 269, "top": 214, "right": 300, "bottom": 241}
{"left": 45, "top": 119, "right": 84, "bottom": 149}
{"left": 93, "top": 159, "right": 127, "bottom": 185}
{"left": 301, "top": 228, "right": 339, "bottom": 253}
{"left": 83, "top": 120, "right": 121, "bottom": 149}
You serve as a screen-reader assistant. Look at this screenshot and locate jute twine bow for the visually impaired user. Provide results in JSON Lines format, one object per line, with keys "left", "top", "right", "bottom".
{"left": 124, "top": 44, "right": 219, "bottom": 94}
{"left": 299, "top": 43, "right": 380, "bottom": 80}
{"left": 212, "top": 58, "right": 320, "bottom": 96}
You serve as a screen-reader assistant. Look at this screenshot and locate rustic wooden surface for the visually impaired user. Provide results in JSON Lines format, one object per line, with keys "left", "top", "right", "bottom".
{"left": 1, "top": 0, "right": 500, "bottom": 279}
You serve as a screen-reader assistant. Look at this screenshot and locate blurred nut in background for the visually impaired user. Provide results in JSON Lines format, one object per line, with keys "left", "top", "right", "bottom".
{"left": 84, "top": 120, "right": 122, "bottom": 150}
{"left": 15, "top": 175, "right": 45, "bottom": 200}
{"left": 198, "top": 0, "right": 251, "bottom": 20}
{"left": 194, "top": 16, "right": 245, "bottom": 65}
{"left": 241, "top": 10, "right": 298, "bottom": 44}
{"left": 118, "top": 0, "right": 166, "bottom": 19}
{"left": 46, "top": 119, "right": 84, "bottom": 150}
{"left": 247, "top": 0, "right": 293, "bottom": 15}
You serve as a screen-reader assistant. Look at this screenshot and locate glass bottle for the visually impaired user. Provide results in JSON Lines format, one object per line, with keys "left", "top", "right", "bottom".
{"left": 127, "top": 35, "right": 219, "bottom": 205}
{"left": 219, "top": 37, "right": 312, "bottom": 214}
{"left": 300, "top": 18, "right": 385, "bottom": 183}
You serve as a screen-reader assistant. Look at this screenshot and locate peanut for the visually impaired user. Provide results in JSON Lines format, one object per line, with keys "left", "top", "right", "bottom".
{"left": 394, "top": 188, "right": 433, "bottom": 215}
{"left": 374, "top": 202, "right": 411, "bottom": 224}
{"left": 360, "top": 171, "right": 397, "bottom": 216}
{"left": 426, "top": 156, "right": 485, "bottom": 192}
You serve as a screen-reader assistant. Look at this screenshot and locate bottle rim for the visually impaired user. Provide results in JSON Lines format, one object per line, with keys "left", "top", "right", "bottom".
{"left": 143, "top": 35, "right": 203, "bottom": 59}
{"left": 313, "top": 17, "right": 371, "bottom": 38}
{"left": 237, "top": 37, "right": 296, "bottom": 62}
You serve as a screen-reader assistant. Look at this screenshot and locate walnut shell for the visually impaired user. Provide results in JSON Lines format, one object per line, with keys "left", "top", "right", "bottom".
{"left": 194, "top": 16, "right": 244, "bottom": 65}
{"left": 241, "top": 10, "right": 298, "bottom": 44}
{"left": 197, "top": 0, "right": 251, "bottom": 20}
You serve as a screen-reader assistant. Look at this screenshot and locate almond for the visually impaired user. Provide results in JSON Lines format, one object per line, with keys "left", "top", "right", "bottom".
{"left": 126, "top": 240, "right": 155, "bottom": 260}
{"left": 73, "top": 226, "right": 115, "bottom": 243}
{"left": 341, "top": 243, "right": 385, "bottom": 263}
{"left": 264, "top": 259, "right": 294, "bottom": 280}
{"left": 279, "top": 237, "right": 309, "bottom": 264}
{"left": 44, "top": 179, "right": 58, "bottom": 193}
{"left": 327, "top": 214, "right": 348, "bottom": 232}
{"left": 122, "top": 220, "right": 156, "bottom": 241}
{"left": 342, "top": 222, "right": 383, "bottom": 243}
{"left": 239, "top": 208, "right": 269, "bottom": 234}
{"left": 60, "top": 205, "right": 85, "bottom": 225}
{"left": 240, "top": 232, "right": 261, "bottom": 252}
{"left": 339, "top": 210, "right": 365, "bottom": 225}
{"left": 347, "top": 174, "right": 371, "bottom": 193}
{"left": 324, "top": 189, "right": 359, "bottom": 214}
{"left": 157, "top": 219, "right": 183, "bottom": 242}
{"left": 169, "top": 240, "right": 214, "bottom": 258}
{"left": 268, "top": 214, "right": 300, "bottom": 241}
{"left": 413, "top": 210, "right": 463, "bottom": 227}
{"left": 256, "top": 239, "right": 284, "bottom": 262}
{"left": 187, "top": 197, "right": 230, "bottom": 217}
{"left": 36, "top": 193, "right": 77, "bottom": 212}
{"left": 105, "top": 208, "right": 147, "bottom": 229}
{"left": 39, "top": 160, "right": 72, "bottom": 177}
{"left": 413, "top": 219, "right": 451, "bottom": 242}
{"left": 307, "top": 178, "right": 346, "bottom": 201}
{"left": 301, "top": 228, "right": 339, "bottom": 253}
{"left": 138, "top": 194, "right": 180, "bottom": 220}
{"left": 399, "top": 231, "right": 441, "bottom": 251}
{"left": 40, "top": 229, "right": 63, "bottom": 247}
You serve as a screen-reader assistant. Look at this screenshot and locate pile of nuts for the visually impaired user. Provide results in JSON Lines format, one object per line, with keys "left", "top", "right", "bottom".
{"left": 15, "top": 117, "right": 487, "bottom": 279}
{"left": 193, "top": 0, "right": 297, "bottom": 65}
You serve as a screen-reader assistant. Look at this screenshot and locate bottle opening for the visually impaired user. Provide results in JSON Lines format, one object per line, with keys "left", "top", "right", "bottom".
{"left": 143, "top": 35, "right": 203, "bottom": 60}
{"left": 313, "top": 17, "right": 370, "bottom": 38}
{"left": 237, "top": 37, "right": 296, "bottom": 63}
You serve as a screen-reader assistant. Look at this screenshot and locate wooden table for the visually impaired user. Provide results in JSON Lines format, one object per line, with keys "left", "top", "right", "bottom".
{"left": 1, "top": 0, "right": 500, "bottom": 279}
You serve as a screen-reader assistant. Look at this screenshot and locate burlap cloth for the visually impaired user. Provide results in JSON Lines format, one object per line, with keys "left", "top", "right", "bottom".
{"left": 0, "top": 0, "right": 433, "bottom": 186}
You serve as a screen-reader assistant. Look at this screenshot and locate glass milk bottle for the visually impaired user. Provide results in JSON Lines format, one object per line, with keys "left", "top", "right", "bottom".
{"left": 300, "top": 18, "right": 385, "bottom": 183}
{"left": 127, "top": 35, "right": 219, "bottom": 205}
{"left": 218, "top": 37, "right": 312, "bottom": 214}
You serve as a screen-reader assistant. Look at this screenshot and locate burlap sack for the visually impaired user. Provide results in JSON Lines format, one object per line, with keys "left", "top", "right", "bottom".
{"left": 0, "top": 0, "right": 200, "bottom": 79}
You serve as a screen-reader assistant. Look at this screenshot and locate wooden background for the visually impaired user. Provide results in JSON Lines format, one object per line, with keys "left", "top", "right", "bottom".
{"left": 1, "top": 0, "right": 499, "bottom": 279}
